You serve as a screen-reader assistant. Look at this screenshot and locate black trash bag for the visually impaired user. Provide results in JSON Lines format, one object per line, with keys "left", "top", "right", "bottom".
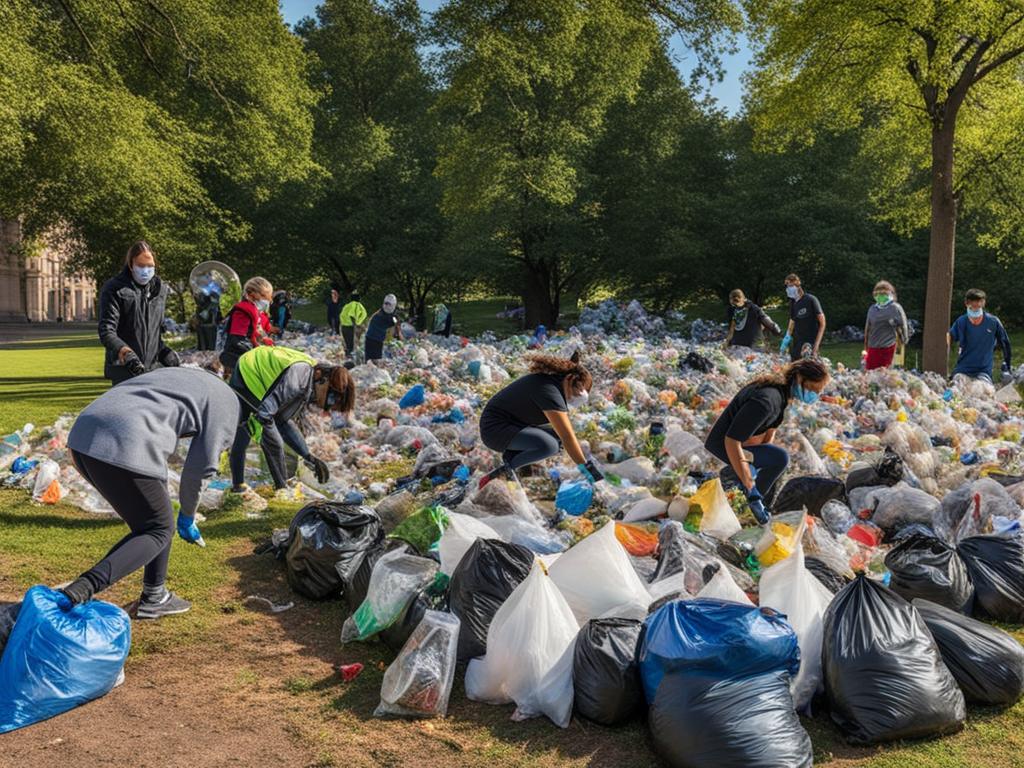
{"left": 649, "top": 521, "right": 688, "bottom": 584}
{"left": 914, "top": 598, "right": 1024, "bottom": 706}
{"left": 772, "top": 476, "right": 846, "bottom": 516}
{"left": 805, "top": 556, "right": 850, "bottom": 594}
{"left": 448, "top": 538, "right": 534, "bottom": 661}
{"left": 284, "top": 502, "right": 385, "bottom": 601}
{"left": 822, "top": 575, "right": 965, "bottom": 744}
{"left": 845, "top": 449, "right": 904, "bottom": 493}
{"left": 683, "top": 351, "right": 714, "bottom": 373}
{"left": 958, "top": 532, "right": 1024, "bottom": 622}
{"left": 649, "top": 670, "right": 813, "bottom": 768}
{"left": 0, "top": 601, "right": 20, "bottom": 659}
{"left": 379, "top": 587, "right": 450, "bottom": 654}
{"left": 885, "top": 534, "right": 974, "bottom": 613}
{"left": 573, "top": 618, "right": 645, "bottom": 726}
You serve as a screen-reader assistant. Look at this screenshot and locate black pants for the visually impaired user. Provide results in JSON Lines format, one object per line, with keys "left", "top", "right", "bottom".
{"left": 196, "top": 324, "right": 218, "bottom": 351}
{"left": 501, "top": 426, "right": 562, "bottom": 470}
{"left": 341, "top": 324, "right": 354, "bottom": 354}
{"left": 365, "top": 336, "right": 384, "bottom": 361}
{"left": 71, "top": 450, "right": 174, "bottom": 594}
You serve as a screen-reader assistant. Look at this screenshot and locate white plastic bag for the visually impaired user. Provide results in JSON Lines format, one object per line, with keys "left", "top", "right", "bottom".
{"left": 549, "top": 522, "right": 651, "bottom": 624}
{"left": 696, "top": 566, "right": 753, "bottom": 605}
{"left": 31, "top": 459, "right": 63, "bottom": 502}
{"left": 341, "top": 548, "right": 438, "bottom": 643}
{"left": 796, "top": 432, "right": 828, "bottom": 476}
{"left": 438, "top": 513, "right": 501, "bottom": 575}
{"left": 689, "top": 478, "right": 741, "bottom": 540}
{"left": 622, "top": 497, "right": 669, "bottom": 522}
{"left": 375, "top": 610, "right": 460, "bottom": 718}
{"left": 758, "top": 531, "right": 834, "bottom": 710}
{"left": 465, "top": 561, "right": 577, "bottom": 727}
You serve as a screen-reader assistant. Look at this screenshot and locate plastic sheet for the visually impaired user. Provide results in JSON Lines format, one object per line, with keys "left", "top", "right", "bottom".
{"left": 465, "top": 561, "right": 578, "bottom": 728}
{"left": 375, "top": 610, "right": 460, "bottom": 718}
{"left": 572, "top": 618, "right": 644, "bottom": 726}
{"left": 822, "top": 576, "right": 966, "bottom": 744}
{"left": 341, "top": 548, "right": 438, "bottom": 643}
{"left": 0, "top": 586, "right": 131, "bottom": 734}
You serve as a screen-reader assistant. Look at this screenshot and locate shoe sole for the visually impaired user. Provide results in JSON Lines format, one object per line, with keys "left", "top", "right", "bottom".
{"left": 136, "top": 604, "right": 191, "bottom": 620}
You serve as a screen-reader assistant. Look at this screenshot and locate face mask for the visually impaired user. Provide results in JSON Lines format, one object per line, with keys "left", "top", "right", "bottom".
{"left": 567, "top": 390, "right": 588, "bottom": 408}
{"left": 793, "top": 383, "right": 820, "bottom": 405}
{"left": 786, "top": 285, "right": 800, "bottom": 300}
{"left": 874, "top": 293, "right": 891, "bottom": 306}
{"left": 132, "top": 265, "right": 155, "bottom": 285}
{"left": 255, "top": 298, "right": 270, "bottom": 313}
{"left": 967, "top": 308, "right": 983, "bottom": 319}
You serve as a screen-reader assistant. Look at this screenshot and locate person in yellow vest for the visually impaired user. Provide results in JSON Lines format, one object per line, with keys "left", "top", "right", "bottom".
{"left": 340, "top": 291, "right": 368, "bottom": 359}
{"left": 228, "top": 345, "right": 356, "bottom": 492}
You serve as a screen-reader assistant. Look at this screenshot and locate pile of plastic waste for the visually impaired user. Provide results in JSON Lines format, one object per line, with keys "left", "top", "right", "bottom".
{"left": 4, "top": 298, "right": 1024, "bottom": 753}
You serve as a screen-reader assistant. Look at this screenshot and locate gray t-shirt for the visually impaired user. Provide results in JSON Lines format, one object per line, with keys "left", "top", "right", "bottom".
{"left": 68, "top": 367, "right": 240, "bottom": 517}
{"left": 865, "top": 302, "right": 909, "bottom": 349}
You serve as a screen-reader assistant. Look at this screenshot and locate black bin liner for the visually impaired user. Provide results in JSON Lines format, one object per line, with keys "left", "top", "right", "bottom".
{"left": 0, "top": 602, "right": 20, "bottom": 660}
{"left": 822, "top": 575, "right": 965, "bottom": 744}
{"left": 805, "top": 556, "right": 850, "bottom": 594}
{"left": 573, "top": 618, "right": 644, "bottom": 726}
{"left": 649, "top": 670, "right": 812, "bottom": 768}
{"left": 284, "top": 502, "right": 385, "bottom": 601}
{"left": 379, "top": 587, "right": 450, "bottom": 654}
{"left": 448, "top": 539, "right": 534, "bottom": 661}
{"left": 914, "top": 598, "right": 1024, "bottom": 706}
{"left": 884, "top": 534, "right": 974, "bottom": 613}
{"left": 958, "top": 532, "right": 1024, "bottom": 623}
{"left": 845, "top": 449, "right": 904, "bottom": 493}
{"left": 772, "top": 476, "right": 846, "bottom": 516}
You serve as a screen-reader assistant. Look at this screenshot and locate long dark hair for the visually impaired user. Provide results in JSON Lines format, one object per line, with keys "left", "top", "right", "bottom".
{"left": 124, "top": 240, "right": 155, "bottom": 268}
{"left": 316, "top": 364, "right": 356, "bottom": 413}
{"left": 750, "top": 358, "right": 830, "bottom": 389}
{"left": 527, "top": 350, "right": 592, "bottom": 395}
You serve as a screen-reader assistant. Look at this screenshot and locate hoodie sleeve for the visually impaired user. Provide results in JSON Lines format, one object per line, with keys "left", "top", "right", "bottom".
{"left": 996, "top": 318, "right": 1012, "bottom": 367}
{"left": 179, "top": 401, "right": 238, "bottom": 518}
{"left": 97, "top": 282, "right": 128, "bottom": 354}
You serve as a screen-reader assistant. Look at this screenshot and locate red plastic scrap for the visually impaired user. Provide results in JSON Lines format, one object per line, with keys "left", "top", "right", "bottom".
{"left": 338, "top": 662, "right": 364, "bottom": 682}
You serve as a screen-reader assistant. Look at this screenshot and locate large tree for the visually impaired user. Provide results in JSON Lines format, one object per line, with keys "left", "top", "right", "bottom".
{"left": 745, "top": 1, "right": 1024, "bottom": 373}
{"left": 0, "top": 0, "right": 316, "bottom": 283}
{"left": 432, "top": 0, "right": 740, "bottom": 328}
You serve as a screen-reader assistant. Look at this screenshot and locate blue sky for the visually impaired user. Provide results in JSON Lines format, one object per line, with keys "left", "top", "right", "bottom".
{"left": 279, "top": 0, "right": 748, "bottom": 114}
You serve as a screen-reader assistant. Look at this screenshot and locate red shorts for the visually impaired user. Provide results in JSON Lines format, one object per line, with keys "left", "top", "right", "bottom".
{"left": 865, "top": 345, "right": 896, "bottom": 370}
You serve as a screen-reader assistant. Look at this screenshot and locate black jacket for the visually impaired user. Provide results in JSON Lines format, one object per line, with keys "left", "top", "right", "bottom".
{"left": 98, "top": 267, "right": 174, "bottom": 381}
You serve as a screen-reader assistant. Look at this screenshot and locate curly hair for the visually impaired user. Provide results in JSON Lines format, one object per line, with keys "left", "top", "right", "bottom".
{"left": 527, "top": 350, "right": 592, "bottom": 395}
{"left": 750, "top": 357, "right": 830, "bottom": 389}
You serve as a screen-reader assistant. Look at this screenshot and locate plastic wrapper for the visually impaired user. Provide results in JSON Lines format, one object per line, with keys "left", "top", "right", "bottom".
{"left": 438, "top": 513, "right": 501, "bottom": 575}
{"left": 375, "top": 610, "right": 460, "bottom": 718}
{"left": 772, "top": 475, "right": 847, "bottom": 516}
{"left": 914, "top": 598, "right": 1024, "bottom": 706}
{"left": 458, "top": 478, "right": 542, "bottom": 522}
{"left": 549, "top": 521, "right": 652, "bottom": 623}
{"left": 341, "top": 548, "right": 438, "bottom": 643}
{"left": 465, "top": 561, "right": 578, "bottom": 728}
{"left": 375, "top": 491, "right": 419, "bottom": 532}
{"left": 604, "top": 456, "right": 657, "bottom": 485}
{"left": 449, "top": 538, "right": 535, "bottom": 661}
{"left": 884, "top": 534, "right": 973, "bottom": 613}
{"left": 822, "top": 576, "right": 966, "bottom": 744}
{"left": 0, "top": 586, "right": 131, "bottom": 734}
{"left": 957, "top": 532, "right": 1024, "bottom": 622}
{"left": 379, "top": 585, "right": 449, "bottom": 654}
{"left": 572, "top": 617, "right": 644, "bottom": 726}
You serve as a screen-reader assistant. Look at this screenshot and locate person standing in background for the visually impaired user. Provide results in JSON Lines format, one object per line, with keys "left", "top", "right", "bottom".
{"left": 219, "top": 277, "right": 276, "bottom": 378}
{"left": 863, "top": 281, "right": 909, "bottom": 370}
{"left": 724, "top": 289, "right": 780, "bottom": 350}
{"left": 948, "top": 288, "right": 1012, "bottom": 383}
{"left": 432, "top": 302, "right": 453, "bottom": 337}
{"left": 364, "top": 294, "right": 402, "bottom": 362}
{"left": 269, "top": 291, "right": 291, "bottom": 339}
{"left": 341, "top": 291, "right": 368, "bottom": 359}
{"left": 98, "top": 240, "right": 180, "bottom": 386}
{"left": 326, "top": 288, "right": 342, "bottom": 336}
{"left": 779, "top": 274, "right": 826, "bottom": 360}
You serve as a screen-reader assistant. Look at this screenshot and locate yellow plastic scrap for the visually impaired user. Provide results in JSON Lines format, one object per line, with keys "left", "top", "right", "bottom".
{"left": 757, "top": 522, "right": 799, "bottom": 567}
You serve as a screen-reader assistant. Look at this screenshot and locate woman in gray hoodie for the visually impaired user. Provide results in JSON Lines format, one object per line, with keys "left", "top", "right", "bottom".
{"left": 863, "top": 280, "right": 909, "bottom": 370}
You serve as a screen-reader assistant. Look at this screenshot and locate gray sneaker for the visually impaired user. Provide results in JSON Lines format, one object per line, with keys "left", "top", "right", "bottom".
{"left": 136, "top": 591, "right": 192, "bottom": 620}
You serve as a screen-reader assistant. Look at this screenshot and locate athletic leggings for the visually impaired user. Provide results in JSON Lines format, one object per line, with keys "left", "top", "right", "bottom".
{"left": 710, "top": 442, "right": 790, "bottom": 501}
{"left": 70, "top": 450, "right": 174, "bottom": 594}
{"left": 501, "top": 426, "right": 562, "bottom": 470}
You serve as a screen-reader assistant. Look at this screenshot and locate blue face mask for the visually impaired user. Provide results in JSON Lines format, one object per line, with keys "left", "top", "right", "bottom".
{"left": 786, "top": 285, "right": 800, "bottom": 300}
{"left": 132, "top": 265, "right": 155, "bottom": 285}
{"left": 967, "top": 307, "right": 983, "bottom": 319}
{"left": 793, "top": 383, "right": 820, "bottom": 405}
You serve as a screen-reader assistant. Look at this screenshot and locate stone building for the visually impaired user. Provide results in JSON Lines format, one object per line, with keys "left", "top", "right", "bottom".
{"left": 0, "top": 218, "right": 96, "bottom": 322}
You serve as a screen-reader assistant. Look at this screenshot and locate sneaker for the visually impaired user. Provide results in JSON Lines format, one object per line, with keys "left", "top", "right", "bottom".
{"left": 136, "top": 591, "right": 192, "bottom": 620}
{"left": 230, "top": 483, "right": 249, "bottom": 494}
{"left": 477, "top": 463, "right": 514, "bottom": 490}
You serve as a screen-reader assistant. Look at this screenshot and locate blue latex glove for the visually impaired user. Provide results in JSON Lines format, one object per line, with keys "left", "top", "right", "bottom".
{"left": 577, "top": 461, "right": 604, "bottom": 484}
{"left": 745, "top": 485, "right": 770, "bottom": 525}
{"left": 177, "top": 513, "right": 206, "bottom": 547}
{"left": 779, "top": 333, "right": 792, "bottom": 354}
{"left": 55, "top": 592, "right": 73, "bottom": 612}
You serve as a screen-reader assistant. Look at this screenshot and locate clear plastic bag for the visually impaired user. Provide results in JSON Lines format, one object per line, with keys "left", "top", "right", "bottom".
{"left": 689, "top": 478, "right": 741, "bottom": 540}
{"left": 341, "top": 548, "right": 438, "bottom": 644}
{"left": 549, "top": 521, "right": 651, "bottom": 623}
{"left": 465, "top": 561, "right": 578, "bottom": 728}
{"left": 803, "top": 517, "right": 855, "bottom": 580}
{"left": 479, "top": 515, "right": 568, "bottom": 555}
{"left": 375, "top": 610, "right": 460, "bottom": 718}
{"left": 438, "top": 513, "right": 500, "bottom": 575}
{"left": 821, "top": 499, "right": 855, "bottom": 534}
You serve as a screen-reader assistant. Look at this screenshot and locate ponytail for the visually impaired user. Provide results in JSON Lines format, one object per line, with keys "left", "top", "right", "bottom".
{"left": 750, "top": 358, "right": 830, "bottom": 389}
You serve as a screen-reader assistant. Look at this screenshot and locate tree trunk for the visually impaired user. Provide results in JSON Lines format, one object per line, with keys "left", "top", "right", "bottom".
{"left": 522, "top": 265, "right": 558, "bottom": 329}
{"left": 922, "top": 124, "right": 957, "bottom": 374}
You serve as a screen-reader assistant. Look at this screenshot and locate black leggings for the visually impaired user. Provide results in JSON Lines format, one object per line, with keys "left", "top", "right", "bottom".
{"left": 341, "top": 324, "right": 354, "bottom": 353}
{"left": 71, "top": 450, "right": 174, "bottom": 594}
{"left": 501, "top": 426, "right": 562, "bottom": 470}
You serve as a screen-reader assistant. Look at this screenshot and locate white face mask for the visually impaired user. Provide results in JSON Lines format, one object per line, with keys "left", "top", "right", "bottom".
{"left": 255, "top": 298, "right": 270, "bottom": 313}
{"left": 132, "top": 265, "right": 155, "bottom": 285}
{"left": 785, "top": 285, "right": 800, "bottom": 300}
{"left": 568, "top": 390, "right": 589, "bottom": 408}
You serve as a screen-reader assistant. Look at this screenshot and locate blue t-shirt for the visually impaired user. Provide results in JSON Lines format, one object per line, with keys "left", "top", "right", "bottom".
{"left": 949, "top": 313, "right": 1011, "bottom": 377}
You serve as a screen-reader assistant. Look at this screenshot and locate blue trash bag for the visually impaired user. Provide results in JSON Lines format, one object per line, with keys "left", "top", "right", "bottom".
{"left": 0, "top": 586, "right": 131, "bottom": 734}
{"left": 555, "top": 479, "right": 593, "bottom": 516}
{"left": 638, "top": 598, "right": 799, "bottom": 703}
{"left": 467, "top": 360, "right": 482, "bottom": 378}
{"left": 399, "top": 384, "right": 426, "bottom": 409}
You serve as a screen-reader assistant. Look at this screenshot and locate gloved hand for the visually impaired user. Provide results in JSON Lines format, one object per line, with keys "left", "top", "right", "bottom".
{"left": 779, "top": 333, "right": 792, "bottom": 354}
{"left": 1002, "top": 361, "right": 1012, "bottom": 382}
{"left": 577, "top": 460, "right": 604, "bottom": 484}
{"left": 160, "top": 348, "right": 181, "bottom": 367}
{"left": 304, "top": 455, "right": 330, "bottom": 484}
{"left": 744, "top": 485, "right": 770, "bottom": 525}
{"left": 176, "top": 513, "right": 206, "bottom": 547}
{"left": 124, "top": 350, "right": 146, "bottom": 377}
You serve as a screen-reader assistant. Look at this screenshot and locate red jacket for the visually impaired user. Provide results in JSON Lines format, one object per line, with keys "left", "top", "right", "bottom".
{"left": 226, "top": 300, "right": 274, "bottom": 347}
